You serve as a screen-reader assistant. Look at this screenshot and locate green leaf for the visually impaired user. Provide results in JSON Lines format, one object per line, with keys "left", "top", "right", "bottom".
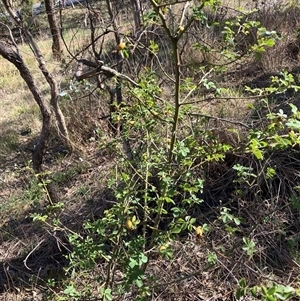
{"left": 290, "top": 103, "right": 298, "bottom": 114}
{"left": 264, "top": 38, "right": 275, "bottom": 47}
{"left": 275, "top": 284, "right": 295, "bottom": 294}
{"left": 233, "top": 217, "right": 241, "bottom": 225}
{"left": 140, "top": 253, "right": 148, "bottom": 264}
{"left": 251, "top": 286, "right": 258, "bottom": 297}
{"left": 64, "top": 285, "right": 79, "bottom": 297}
{"left": 239, "top": 278, "right": 247, "bottom": 288}
{"left": 136, "top": 278, "right": 143, "bottom": 288}
{"left": 103, "top": 288, "right": 113, "bottom": 301}
{"left": 164, "top": 197, "right": 174, "bottom": 203}
{"left": 129, "top": 258, "right": 138, "bottom": 268}
{"left": 123, "top": 50, "right": 129, "bottom": 59}
{"left": 268, "top": 285, "right": 276, "bottom": 296}
{"left": 254, "top": 51, "right": 262, "bottom": 61}
{"left": 149, "top": 40, "right": 159, "bottom": 54}
{"left": 236, "top": 288, "right": 245, "bottom": 300}
{"left": 252, "top": 146, "right": 263, "bottom": 160}
{"left": 207, "top": 252, "right": 217, "bottom": 264}
{"left": 171, "top": 226, "right": 182, "bottom": 234}
{"left": 286, "top": 120, "right": 300, "bottom": 130}
{"left": 262, "top": 286, "right": 268, "bottom": 295}
{"left": 266, "top": 167, "right": 276, "bottom": 179}
{"left": 189, "top": 218, "right": 197, "bottom": 224}
{"left": 291, "top": 194, "right": 300, "bottom": 209}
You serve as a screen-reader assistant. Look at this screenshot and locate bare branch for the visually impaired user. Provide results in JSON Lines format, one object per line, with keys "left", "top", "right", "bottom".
{"left": 75, "top": 59, "right": 139, "bottom": 87}
{"left": 0, "top": 22, "right": 20, "bottom": 55}
{"left": 189, "top": 113, "right": 251, "bottom": 129}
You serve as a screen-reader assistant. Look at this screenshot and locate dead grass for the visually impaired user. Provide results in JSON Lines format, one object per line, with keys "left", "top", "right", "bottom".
{"left": 1, "top": 1, "right": 300, "bottom": 300}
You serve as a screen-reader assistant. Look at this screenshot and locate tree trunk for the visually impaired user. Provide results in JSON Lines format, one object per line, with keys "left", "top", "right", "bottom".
{"left": 0, "top": 41, "right": 58, "bottom": 203}
{"left": 130, "top": 0, "right": 142, "bottom": 35}
{"left": 44, "top": 0, "right": 62, "bottom": 60}
{"left": 23, "top": 26, "right": 70, "bottom": 148}
{"left": 2, "top": 0, "right": 70, "bottom": 147}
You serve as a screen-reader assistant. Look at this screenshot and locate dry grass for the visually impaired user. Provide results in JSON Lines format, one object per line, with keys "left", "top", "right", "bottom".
{"left": 1, "top": 1, "right": 300, "bottom": 300}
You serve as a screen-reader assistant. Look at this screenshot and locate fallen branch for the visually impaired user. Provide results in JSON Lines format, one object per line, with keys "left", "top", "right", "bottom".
{"left": 75, "top": 59, "right": 139, "bottom": 87}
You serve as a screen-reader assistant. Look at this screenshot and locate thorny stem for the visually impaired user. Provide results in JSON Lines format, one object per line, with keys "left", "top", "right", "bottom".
{"left": 142, "top": 130, "right": 151, "bottom": 253}
{"left": 149, "top": 0, "right": 203, "bottom": 163}
{"left": 168, "top": 38, "right": 180, "bottom": 163}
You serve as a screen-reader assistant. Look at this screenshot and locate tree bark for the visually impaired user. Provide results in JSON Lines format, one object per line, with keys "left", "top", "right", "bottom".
{"left": 23, "top": 26, "right": 70, "bottom": 148}
{"left": 130, "top": 0, "right": 142, "bottom": 35}
{"left": 0, "top": 41, "right": 59, "bottom": 203}
{"left": 1, "top": 0, "right": 70, "bottom": 147}
{"left": 44, "top": 0, "right": 62, "bottom": 60}
{"left": 1, "top": 0, "right": 67, "bottom": 205}
{"left": 0, "top": 42, "right": 51, "bottom": 172}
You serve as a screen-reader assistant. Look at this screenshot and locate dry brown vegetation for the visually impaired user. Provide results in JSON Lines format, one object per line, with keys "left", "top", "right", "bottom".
{"left": 1, "top": 0, "right": 300, "bottom": 300}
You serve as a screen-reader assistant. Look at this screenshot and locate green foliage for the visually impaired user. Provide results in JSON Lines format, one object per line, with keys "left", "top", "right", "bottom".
{"left": 233, "top": 164, "right": 257, "bottom": 184}
{"left": 26, "top": 1, "right": 300, "bottom": 300}
{"left": 220, "top": 207, "right": 241, "bottom": 226}
{"left": 236, "top": 279, "right": 299, "bottom": 301}
{"left": 242, "top": 237, "right": 257, "bottom": 257}
{"left": 251, "top": 27, "right": 277, "bottom": 60}
{"left": 247, "top": 103, "right": 300, "bottom": 160}
{"left": 207, "top": 252, "right": 217, "bottom": 264}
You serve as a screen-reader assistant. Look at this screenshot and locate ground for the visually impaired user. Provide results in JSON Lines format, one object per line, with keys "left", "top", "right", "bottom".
{"left": 1, "top": 1, "right": 300, "bottom": 300}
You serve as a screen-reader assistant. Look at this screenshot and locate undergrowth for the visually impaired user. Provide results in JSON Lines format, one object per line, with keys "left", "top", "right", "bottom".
{"left": 1, "top": 0, "right": 300, "bottom": 300}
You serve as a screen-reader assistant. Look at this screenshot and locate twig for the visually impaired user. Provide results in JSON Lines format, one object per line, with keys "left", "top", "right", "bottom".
{"left": 0, "top": 22, "right": 20, "bottom": 56}
{"left": 23, "top": 239, "right": 45, "bottom": 270}
{"left": 75, "top": 59, "right": 139, "bottom": 87}
{"left": 151, "top": 262, "right": 217, "bottom": 288}
{"left": 179, "top": 1, "right": 191, "bottom": 28}
{"left": 189, "top": 112, "right": 251, "bottom": 129}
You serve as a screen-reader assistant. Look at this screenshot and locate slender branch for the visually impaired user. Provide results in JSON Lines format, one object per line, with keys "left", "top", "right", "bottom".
{"left": 168, "top": 38, "right": 180, "bottom": 162}
{"left": 179, "top": 1, "right": 190, "bottom": 27}
{"left": 0, "top": 22, "right": 20, "bottom": 55}
{"left": 176, "top": 1, "right": 205, "bottom": 39}
{"left": 180, "top": 68, "right": 215, "bottom": 104}
{"left": 156, "top": 0, "right": 192, "bottom": 8}
{"left": 136, "top": 38, "right": 175, "bottom": 83}
{"left": 188, "top": 113, "right": 251, "bottom": 129}
{"left": 23, "top": 239, "right": 45, "bottom": 270}
{"left": 180, "top": 92, "right": 274, "bottom": 106}
{"left": 75, "top": 59, "right": 139, "bottom": 87}
{"left": 75, "top": 59, "right": 169, "bottom": 109}
{"left": 148, "top": 0, "right": 173, "bottom": 39}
